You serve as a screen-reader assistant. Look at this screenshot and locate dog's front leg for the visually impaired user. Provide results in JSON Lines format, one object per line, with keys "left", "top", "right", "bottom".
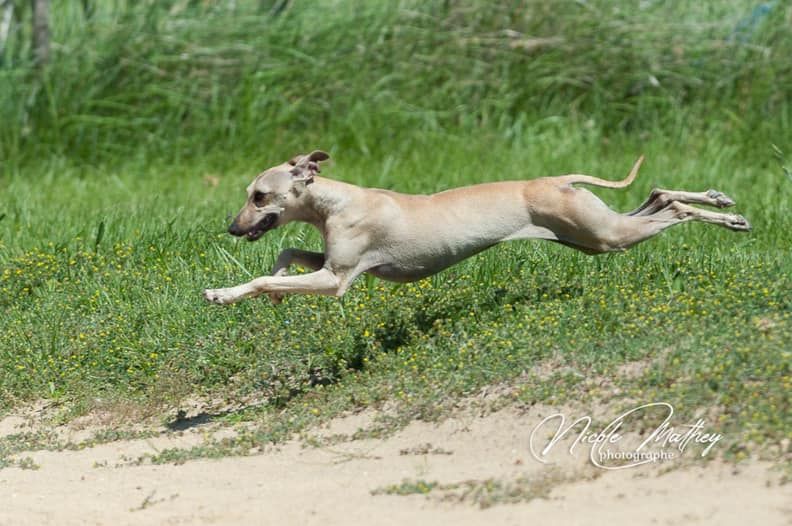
{"left": 269, "top": 249, "right": 326, "bottom": 304}
{"left": 203, "top": 268, "right": 340, "bottom": 305}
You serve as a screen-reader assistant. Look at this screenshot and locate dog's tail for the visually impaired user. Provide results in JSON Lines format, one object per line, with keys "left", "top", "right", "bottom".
{"left": 558, "top": 155, "right": 644, "bottom": 189}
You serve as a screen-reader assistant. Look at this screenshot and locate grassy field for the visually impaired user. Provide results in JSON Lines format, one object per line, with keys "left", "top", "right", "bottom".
{"left": 0, "top": 1, "right": 790, "bottom": 467}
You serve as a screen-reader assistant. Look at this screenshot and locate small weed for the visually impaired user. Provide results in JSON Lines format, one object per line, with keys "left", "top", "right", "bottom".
{"left": 16, "top": 457, "right": 40, "bottom": 471}
{"left": 399, "top": 443, "right": 453, "bottom": 456}
{"left": 373, "top": 480, "right": 438, "bottom": 496}
{"left": 130, "top": 490, "right": 179, "bottom": 512}
{"left": 373, "top": 470, "right": 568, "bottom": 508}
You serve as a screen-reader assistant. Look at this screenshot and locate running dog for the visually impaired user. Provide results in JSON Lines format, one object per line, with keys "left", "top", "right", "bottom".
{"left": 203, "top": 151, "right": 749, "bottom": 305}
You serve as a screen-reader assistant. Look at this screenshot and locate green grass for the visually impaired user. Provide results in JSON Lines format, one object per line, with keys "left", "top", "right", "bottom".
{"left": 0, "top": 0, "right": 790, "bottom": 468}
{"left": 1, "top": 131, "right": 790, "bottom": 462}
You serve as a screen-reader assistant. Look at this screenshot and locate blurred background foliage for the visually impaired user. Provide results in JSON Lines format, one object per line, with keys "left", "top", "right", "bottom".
{"left": 0, "top": 0, "right": 789, "bottom": 168}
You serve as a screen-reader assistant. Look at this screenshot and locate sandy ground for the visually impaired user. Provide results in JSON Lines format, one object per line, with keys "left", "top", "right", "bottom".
{"left": 0, "top": 403, "right": 789, "bottom": 526}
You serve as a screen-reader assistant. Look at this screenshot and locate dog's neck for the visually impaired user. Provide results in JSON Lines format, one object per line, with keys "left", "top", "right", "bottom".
{"left": 295, "top": 176, "right": 358, "bottom": 229}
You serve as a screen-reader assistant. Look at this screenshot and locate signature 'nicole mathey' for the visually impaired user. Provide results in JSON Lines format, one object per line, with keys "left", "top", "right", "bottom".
{"left": 528, "top": 402, "right": 723, "bottom": 470}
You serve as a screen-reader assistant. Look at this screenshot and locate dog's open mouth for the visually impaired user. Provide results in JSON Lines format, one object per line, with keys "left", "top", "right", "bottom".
{"left": 245, "top": 213, "right": 278, "bottom": 241}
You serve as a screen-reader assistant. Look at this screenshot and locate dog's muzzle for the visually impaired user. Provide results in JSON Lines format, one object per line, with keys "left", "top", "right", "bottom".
{"left": 228, "top": 213, "right": 279, "bottom": 241}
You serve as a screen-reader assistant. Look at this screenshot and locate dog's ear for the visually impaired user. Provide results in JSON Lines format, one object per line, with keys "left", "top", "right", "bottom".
{"left": 288, "top": 150, "right": 330, "bottom": 166}
{"left": 306, "top": 150, "right": 330, "bottom": 163}
{"left": 288, "top": 150, "right": 330, "bottom": 187}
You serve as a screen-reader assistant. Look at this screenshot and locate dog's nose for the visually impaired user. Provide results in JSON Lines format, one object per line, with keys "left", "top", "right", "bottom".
{"left": 228, "top": 221, "right": 245, "bottom": 237}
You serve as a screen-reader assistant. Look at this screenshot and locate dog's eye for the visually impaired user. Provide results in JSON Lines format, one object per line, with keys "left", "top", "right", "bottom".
{"left": 252, "top": 191, "right": 269, "bottom": 207}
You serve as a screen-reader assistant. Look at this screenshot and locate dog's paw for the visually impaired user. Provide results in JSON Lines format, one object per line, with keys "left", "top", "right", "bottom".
{"left": 203, "top": 288, "right": 238, "bottom": 305}
{"left": 706, "top": 189, "right": 736, "bottom": 208}
{"left": 726, "top": 214, "right": 751, "bottom": 232}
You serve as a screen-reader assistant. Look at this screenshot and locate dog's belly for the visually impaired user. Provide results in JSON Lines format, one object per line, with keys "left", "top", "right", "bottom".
{"left": 365, "top": 243, "right": 495, "bottom": 283}
{"left": 366, "top": 264, "right": 432, "bottom": 283}
{"left": 366, "top": 261, "right": 457, "bottom": 283}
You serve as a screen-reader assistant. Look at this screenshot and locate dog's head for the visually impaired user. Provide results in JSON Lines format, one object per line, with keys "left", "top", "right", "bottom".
{"left": 227, "top": 150, "right": 330, "bottom": 241}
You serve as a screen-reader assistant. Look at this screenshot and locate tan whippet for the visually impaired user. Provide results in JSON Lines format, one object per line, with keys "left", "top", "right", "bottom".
{"left": 203, "top": 151, "right": 749, "bottom": 305}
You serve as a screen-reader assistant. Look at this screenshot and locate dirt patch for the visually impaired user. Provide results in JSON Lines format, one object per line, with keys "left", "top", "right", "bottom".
{"left": 0, "top": 404, "right": 789, "bottom": 525}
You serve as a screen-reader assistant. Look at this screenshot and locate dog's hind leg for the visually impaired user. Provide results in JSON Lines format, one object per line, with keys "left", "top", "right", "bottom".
{"left": 628, "top": 189, "right": 736, "bottom": 216}
{"left": 269, "top": 249, "right": 325, "bottom": 304}
{"left": 530, "top": 185, "right": 750, "bottom": 254}
{"left": 585, "top": 201, "right": 751, "bottom": 253}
